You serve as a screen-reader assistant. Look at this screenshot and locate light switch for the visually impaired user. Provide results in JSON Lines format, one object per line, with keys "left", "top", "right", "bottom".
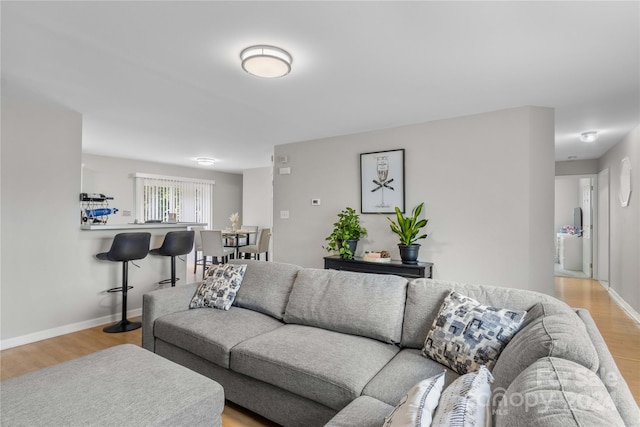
{"left": 280, "top": 210, "right": 290, "bottom": 219}
{"left": 279, "top": 167, "right": 291, "bottom": 175}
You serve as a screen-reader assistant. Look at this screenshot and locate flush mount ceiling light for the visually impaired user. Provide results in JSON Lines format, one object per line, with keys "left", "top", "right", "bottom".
{"left": 240, "top": 45, "right": 292, "bottom": 78}
{"left": 196, "top": 157, "right": 215, "bottom": 166}
{"left": 580, "top": 131, "right": 599, "bottom": 143}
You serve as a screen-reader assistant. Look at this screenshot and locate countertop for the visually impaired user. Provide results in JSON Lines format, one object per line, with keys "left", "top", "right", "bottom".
{"left": 80, "top": 222, "right": 206, "bottom": 231}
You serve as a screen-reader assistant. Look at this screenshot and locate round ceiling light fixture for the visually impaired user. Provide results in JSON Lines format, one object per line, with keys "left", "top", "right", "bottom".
{"left": 579, "top": 131, "right": 599, "bottom": 143}
{"left": 240, "top": 45, "right": 292, "bottom": 78}
{"left": 196, "top": 157, "right": 215, "bottom": 166}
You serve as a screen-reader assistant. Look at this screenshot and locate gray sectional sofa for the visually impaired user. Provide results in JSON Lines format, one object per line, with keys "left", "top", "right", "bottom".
{"left": 142, "top": 260, "right": 639, "bottom": 426}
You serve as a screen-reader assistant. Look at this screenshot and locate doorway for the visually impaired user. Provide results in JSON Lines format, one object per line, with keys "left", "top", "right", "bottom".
{"left": 554, "top": 175, "right": 596, "bottom": 279}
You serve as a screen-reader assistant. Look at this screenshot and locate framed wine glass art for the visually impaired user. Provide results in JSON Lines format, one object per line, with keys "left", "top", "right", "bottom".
{"left": 360, "top": 149, "right": 405, "bottom": 214}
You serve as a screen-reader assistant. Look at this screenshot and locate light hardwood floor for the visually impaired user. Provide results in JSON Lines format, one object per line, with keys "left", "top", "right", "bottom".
{"left": 1, "top": 276, "right": 638, "bottom": 425}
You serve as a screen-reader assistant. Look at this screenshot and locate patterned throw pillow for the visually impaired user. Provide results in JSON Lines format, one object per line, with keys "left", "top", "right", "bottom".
{"left": 383, "top": 371, "right": 446, "bottom": 427}
{"left": 189, "top": 264, "right": 247, "bottom": 310}
{"left": 422, "top": 291, "right": 526, "bottom": 375}
{"left": 432, "top": 365, "right": 493, "bottom": 427}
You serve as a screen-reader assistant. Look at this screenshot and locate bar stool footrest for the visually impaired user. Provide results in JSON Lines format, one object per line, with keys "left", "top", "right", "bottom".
{"left": 158, "top": 278, "right": 180, "bottom": 285}
{"left": 106, "top": 286, "right": 133, "bottom": 293}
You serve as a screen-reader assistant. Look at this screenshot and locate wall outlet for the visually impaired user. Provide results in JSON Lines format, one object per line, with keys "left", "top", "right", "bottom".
{"left": 280, "top": 210, "right": 290, "bottom": 219}
{"left": 311, "top": 199, "right": 321, "bottom": 206}
{"left": 122, "top": 210, "right": 131, "bottom": 216}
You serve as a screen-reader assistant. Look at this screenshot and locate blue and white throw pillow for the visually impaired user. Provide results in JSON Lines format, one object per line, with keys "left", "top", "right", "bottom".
{"left": 422, "top": 291, "right": 526, "bottom": 375}
{"left": 189, "top": 264, "right": 247, "bottom": 310}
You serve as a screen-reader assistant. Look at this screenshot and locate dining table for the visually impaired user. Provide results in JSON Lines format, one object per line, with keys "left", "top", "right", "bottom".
{"left": 222, "top": 229, "right": 257, "bottom": 259}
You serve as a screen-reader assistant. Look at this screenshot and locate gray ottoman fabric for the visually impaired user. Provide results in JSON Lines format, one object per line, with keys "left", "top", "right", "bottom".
{"left": 230, "top": 259, "right": 301, "bottom": 319}
{"left": 154, "top": 306, "right": 284, "bottom": 368}
{"left": 362, "top": 348, "right": 459, "bottom": 406}
{"left": 494, "top": 357, "right": 625, "bottom": 427}
{"left": 0, "top": 344, "right": 224, "bottom": 427}
{"left": 401, "top": 278, "right": 567, "bottom": 349}
{"left": 325, "top": 396, "right": 394, "bottom": 427}
{"left": 231, "top": 324, "right": 400, "bottom": 410}
{"left": 284, "top": 268, "right": 407, "bottom": 344}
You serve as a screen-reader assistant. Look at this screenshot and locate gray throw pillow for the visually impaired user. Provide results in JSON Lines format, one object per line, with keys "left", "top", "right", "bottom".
{"left": 189, "top": 264, "right": 247, "bottom": 310}
{"left": 422, "top": 290, "right": 527, "bottom": 375}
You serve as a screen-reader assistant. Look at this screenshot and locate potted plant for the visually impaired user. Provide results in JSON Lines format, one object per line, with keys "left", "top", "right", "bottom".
{"left": 387, "top": 202, "right": 428, "bottom": 264}
{"left": 324, "top": 207, "right": 367, "bottom": 259}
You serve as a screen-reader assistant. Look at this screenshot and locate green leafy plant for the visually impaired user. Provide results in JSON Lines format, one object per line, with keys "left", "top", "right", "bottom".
{"left": 387, "top": 202, "right": 428, "bottom": 246}
{"left": 324, "top": 207, "right": 367, "bottom": 258}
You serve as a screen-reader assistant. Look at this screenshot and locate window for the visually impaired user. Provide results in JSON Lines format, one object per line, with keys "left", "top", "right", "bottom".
{"left": 134, "top": 173, "right": 214, "bottom": 226}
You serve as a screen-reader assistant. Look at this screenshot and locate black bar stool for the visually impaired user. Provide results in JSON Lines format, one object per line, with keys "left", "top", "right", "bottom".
{"left": 149, "top": 230, "right": 194, "bottom": 287}
{"left": 96, "top": 232, "right": 151, "bottom": 333}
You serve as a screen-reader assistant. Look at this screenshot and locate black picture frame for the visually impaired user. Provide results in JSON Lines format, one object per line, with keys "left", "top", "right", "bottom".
{"left": 360, "top": 149, "right": 405, "bottom": 214}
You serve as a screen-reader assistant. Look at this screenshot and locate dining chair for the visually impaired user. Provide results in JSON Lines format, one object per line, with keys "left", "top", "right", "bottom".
{"left": 191, "top": 226, "right": 205, "bottom": 274}
{"left": 238, "top": 225, "right": 258, "bottom": 246}
{"left": 238, "top": 228, "right": 271, "bottom": 261}
{"left": 200, "top": 230, "right": 235, "bottom": 278}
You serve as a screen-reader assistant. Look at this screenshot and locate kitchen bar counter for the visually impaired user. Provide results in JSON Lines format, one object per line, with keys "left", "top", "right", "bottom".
{"left": 81, "top": 222, "right": 206, "bottom": 231}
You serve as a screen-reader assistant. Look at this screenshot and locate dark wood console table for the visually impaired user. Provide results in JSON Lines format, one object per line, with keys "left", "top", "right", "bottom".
{"left": 324, "top": 256, "right": 433, "bottom": 279}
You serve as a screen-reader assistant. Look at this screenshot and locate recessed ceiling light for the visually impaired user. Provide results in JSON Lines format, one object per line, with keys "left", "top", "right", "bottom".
{"left": 240, "top": 45, "right": 292, "bottom": 78}
{"left": 196, "top": 157, "right": 215, "bottom": 166}
{"left": 580, "top": 131, "right": 599, "bottom": 143}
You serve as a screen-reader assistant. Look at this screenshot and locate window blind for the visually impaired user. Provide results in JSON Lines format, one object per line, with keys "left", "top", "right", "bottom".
{"left": 134, "top": 173, "right": 214, "bottom": 227}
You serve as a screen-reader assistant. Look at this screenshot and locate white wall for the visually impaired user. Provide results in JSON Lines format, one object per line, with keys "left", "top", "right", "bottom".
{"left": 82, "top": 154, "right": 242, "bottom": 229}
{"left": 556, "top": 159, "right": 599, "bottom": 176}
{"left": 1, "top": 96, "right": 83, "bottom": 343}
{"left": 555, "top": 176, "right": 580, "bottom": 233}
{"left": 1, "top": 97, "right": 244, "bottom": 346}
{"left": 599, "top": 126, "right": 639, "bottom": 313}
{"left": 273, "top": 106, "right": 555, "bottom": 293}
{"left": 242, "top": 166, "right": 273, "bottom": 252}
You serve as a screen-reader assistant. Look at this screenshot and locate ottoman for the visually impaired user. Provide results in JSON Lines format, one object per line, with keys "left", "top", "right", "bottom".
{"left": 1, "top": 344, "right": 224, "bottom": 427}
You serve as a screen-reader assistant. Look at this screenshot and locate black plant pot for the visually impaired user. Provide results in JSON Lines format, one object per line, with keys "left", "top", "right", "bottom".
{"left": 398, "top": 244, "right": 420, "bottom": 264}
{"left": 339, "top": 239, "right": 359, "bottom": 259}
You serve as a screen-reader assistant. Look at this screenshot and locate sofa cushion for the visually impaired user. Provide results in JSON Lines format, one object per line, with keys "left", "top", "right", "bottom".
{"left": 363, "top": 349, "right": 459, "bottom": 406}
{"left": 283, "top": 268, "right": 407, "bottom": 343}
{"left": 422, "top": 290, "right": 526, "bottom": 375}
{"left": 325, "top": 396, "right": 394, "bottom": 427}
{"left": 494, "top": 357, "right": 625, "bottom": 427}
{"left": 519, "top": 302, "right": 578, "bottom": 329}
{"left": 382, "top": 371, "right": 445, "bottom": 427}
{"left": 230, "top": 259, "right": 301, "bottom": 320}
{"left": 230, "top": 324, "right": 400, "bottom": 411}
{"left": 402, "top": 278, "right": 564, "bottom": 349}
{"left": 189, "top": 263, "right": 247, "bottom": 310}
{"left": 491, "top": 313, "right": 599, "bottom": 395}
{"left": 154, "top": 307, "right": 284, "bottom": 368}
{"left": 432, "top": 365, "right": 493, "bottom": 427}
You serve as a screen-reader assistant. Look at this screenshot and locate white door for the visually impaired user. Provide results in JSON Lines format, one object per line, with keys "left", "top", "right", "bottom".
{"left": 580, "top": 178, "right": 593, "bottom": 277}
{"left": 597, "top": 169, "right": 610, "bottom": 285}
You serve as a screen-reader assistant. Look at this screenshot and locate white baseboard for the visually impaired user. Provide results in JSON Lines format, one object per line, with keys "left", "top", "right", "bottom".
{"left": 606, "top": 285, "right": 640, "bottom": 325}
{"left": 0, "top": 308, "right": 142, "bottom": 350}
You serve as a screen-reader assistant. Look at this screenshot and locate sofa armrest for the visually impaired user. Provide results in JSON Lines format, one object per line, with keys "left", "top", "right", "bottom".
{"left": 575, "top": 308, "right": 640, "bottom": 424}
{"left": 142, "top": 283, "right": 199, "bottom": 352}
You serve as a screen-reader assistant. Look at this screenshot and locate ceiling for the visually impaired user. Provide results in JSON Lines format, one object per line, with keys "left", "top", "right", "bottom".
{"left": 2, "top": 1, "right": 638, "bottom": 173}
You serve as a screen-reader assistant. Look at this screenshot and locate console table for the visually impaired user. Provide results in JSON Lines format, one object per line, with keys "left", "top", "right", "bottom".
{"left": 324, "top": 256, "right": 433, "bottom": 279}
